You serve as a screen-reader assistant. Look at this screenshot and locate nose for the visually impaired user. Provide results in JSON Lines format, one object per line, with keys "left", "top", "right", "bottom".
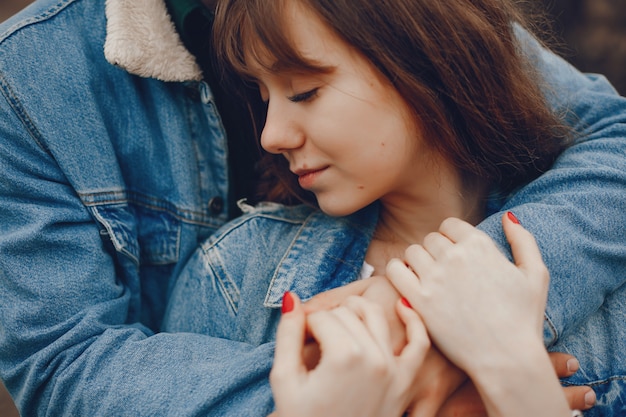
{"left": 260, "top": 103, "right": 305, "bottom": 154}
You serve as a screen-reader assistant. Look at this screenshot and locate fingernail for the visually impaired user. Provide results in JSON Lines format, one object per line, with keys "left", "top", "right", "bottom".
{"left": 585, "top": 389, "right": 596, "bottom": 407}
{"left": 566, "top": 357, "right": 579, "bottom": 374}
{"left": 281, "top": 291, "right": 294, "bottom": 314}
{"left": 507, "top": 211, "right": 521, "bottom": 224}
{"left": 401, "top": 297, "right": 412, "bottom": 308}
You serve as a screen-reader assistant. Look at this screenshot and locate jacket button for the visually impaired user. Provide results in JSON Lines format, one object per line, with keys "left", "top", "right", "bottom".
{"left": 208, "top": 196, "right": 224, "bottom": 215}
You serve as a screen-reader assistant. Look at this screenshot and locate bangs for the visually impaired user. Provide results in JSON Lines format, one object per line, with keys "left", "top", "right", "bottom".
{"left": 213, "top": 0, "right": 331, "bottom": 81}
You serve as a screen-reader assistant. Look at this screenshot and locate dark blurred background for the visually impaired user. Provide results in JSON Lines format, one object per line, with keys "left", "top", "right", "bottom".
{"left": 0, "top": 0, "right": 624, "bottom": 416}
{"left": 0, "top": 0, "right": 625, "bottom": 93}
{"left": 539, "top": 0, "right": 626, "bottom": 95}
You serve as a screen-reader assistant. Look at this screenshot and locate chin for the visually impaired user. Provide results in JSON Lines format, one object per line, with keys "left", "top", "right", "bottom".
{"left": 317, "top": 200, "right": 360, "bottom": 218}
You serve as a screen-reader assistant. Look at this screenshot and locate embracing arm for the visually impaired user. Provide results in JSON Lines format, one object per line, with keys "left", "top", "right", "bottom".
{"left": 0, "top": 96, "right": 273, "bottom": 417}
{"left": 477, "top": 29, "right": 626, "bottom": 345}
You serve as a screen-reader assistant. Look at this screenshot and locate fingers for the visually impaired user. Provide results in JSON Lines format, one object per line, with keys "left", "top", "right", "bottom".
{"left": 437, "top": 217, "right": 480, "bottom": 243}
{"left": 302, "top": 278, "right": 374, "bottom": 314}
{"left": 420, "top": 231, "right": 454, "bottom": 260}
{"left": 562, "top": 385, "right": 596, "bottom": 411}
{"left": 386, "top": 258, "right": 421, "bottom": 311}
{"left": 395, "top": 298, "right": 430, "bottom": 370}
{"left": 548, "top": 351, "right": 580, "bottom": 378}
{"left": 502, "top": 212, "right": 550, "bottom": 320}
{"left": 502, "top": 212, "right": 546, "bottom": 273}
{"left": 271, "top": 292, "right": 307, "bottom": 386}
{"left": 548, "top": 352, "right": 596, "bottom": 410}
{"left": 340, "top": 296, "right": 394, "bottom": 358}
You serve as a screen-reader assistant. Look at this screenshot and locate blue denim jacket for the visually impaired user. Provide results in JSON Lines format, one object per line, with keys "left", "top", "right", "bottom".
{"left": 0, "top": 0, "right": 625, "bottom": 416}
{"left": 164, "top": 198, "right": 626, "bottom": 417}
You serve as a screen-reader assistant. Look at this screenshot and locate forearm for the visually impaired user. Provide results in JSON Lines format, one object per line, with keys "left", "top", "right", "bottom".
{"left": 467, "top": 341, "right": 570, "bottom": 417}
{"left": 10, "top": 330, "right": 274, "bottom": 416}
{"left": 0, "top": 144, "right": 274, "bottom": 417}
{"left": 477, "top": 34, "right": 626, "bottom": 343}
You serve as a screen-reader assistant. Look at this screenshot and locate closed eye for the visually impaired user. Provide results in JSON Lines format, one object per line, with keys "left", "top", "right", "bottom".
{"left": 288, "top": 88, "right": 319, "bottom": 103}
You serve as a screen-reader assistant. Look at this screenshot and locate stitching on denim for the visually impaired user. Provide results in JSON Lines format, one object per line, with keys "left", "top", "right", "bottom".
{"left": 0, "top": 0, "right": 76, "bottom": 44}
{"left": 263, "top": 212, "right": 315, "bottom": 307}
{"left": 78, "top": 189, "right": 223, "bottom": 226}
{"left": 206, "top": 247, "right": 239, "bottom": 315}
{"left": 0, "top": 73, "right": 50, "bottom": 154}
{"left": 89, "top": 205, "right": 139, "bottom": 265}
{"left": 543, "top": 311, "right": 559, "bottom": 347}
{"left": 562, "top": 375, "right": 626, "bottom": 387}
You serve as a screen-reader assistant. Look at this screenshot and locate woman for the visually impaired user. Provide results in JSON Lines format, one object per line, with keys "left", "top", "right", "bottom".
{"left": 163, "top": 0, "right": 623, "bottom": 415}
{"left": 272, "top": 213, "right": 573, "bottom": 417}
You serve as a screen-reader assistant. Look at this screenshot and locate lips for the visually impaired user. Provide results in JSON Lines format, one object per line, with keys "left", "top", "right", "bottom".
{"left": 293, "top": 166, "right": 328, "bottom": 189}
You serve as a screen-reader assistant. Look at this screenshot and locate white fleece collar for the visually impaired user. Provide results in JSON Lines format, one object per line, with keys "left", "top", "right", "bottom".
{"left": 104, "top": 0, "right": 203, "bottom": 82}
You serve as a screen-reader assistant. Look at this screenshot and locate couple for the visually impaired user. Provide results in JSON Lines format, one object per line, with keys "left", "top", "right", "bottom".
{"left": 163, "top": 0, "right": 624, "bottom": 416}
{"left": 0, "top": 0, "right": 624, "bottom": 416}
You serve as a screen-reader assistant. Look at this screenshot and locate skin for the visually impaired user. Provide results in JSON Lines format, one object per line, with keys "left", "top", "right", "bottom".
{"left": 252, "top": 1, "right": 483, "bottom": 269}
{"left": 205, "top": 0, "right": 596, "bottom": 414}
{"left": 386, "top": 215, "right": 571, "bottom": 417}
{"left": 273, "top": 215, "right": 573, "bottom": 417}
{"left": 272, "top": 294, "right": 429, "bottom": 417}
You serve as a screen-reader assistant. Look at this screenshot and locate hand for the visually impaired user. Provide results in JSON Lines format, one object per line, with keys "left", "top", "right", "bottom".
{"left": 305, "top": 276, "right": 468, "bottom": 417}
{"left": 434, "top": 353, "right": 596, "bottom": 417}
{"left": 303, "top": 276, "right": 383, "bottom": 313}
{"left": 549, "top": 353, "right": 596, "bottom": 411}
{"left": 387, "top": 214, "right": 572, "bottom": 417}
{"left": 386, "top": 214, "right": 548, "bottom": 373}
{"left": 271, "top": 293, "right": 429, "bottom": 417}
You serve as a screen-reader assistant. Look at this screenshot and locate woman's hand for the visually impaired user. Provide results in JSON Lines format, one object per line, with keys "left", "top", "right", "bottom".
{"left": 386, "top": 213, "right": 572, "bottom": 417}
{"left": 386, "top": 213, "right": 548, "bottom": 373}
{"left": 304, "top": 276, "right": 469, "bottom": 417}
{"left": 271, "top": 292, "right": 429, "bottom": 417}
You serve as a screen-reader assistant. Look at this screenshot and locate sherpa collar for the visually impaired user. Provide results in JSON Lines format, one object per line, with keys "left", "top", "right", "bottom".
{"left": 104, "top": 0, "right": 203, "bottom": 82}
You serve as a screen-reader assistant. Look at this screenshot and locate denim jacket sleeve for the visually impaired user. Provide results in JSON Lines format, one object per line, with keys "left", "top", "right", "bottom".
{"left": 477, "top": 30, "right": 626, "bottom": 347}
{"left": 0, "top": 2, "right": 274, "bottom": 416}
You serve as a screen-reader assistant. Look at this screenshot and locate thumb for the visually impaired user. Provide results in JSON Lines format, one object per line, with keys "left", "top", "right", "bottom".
{"left": 271, "top": 292, "right": 307, "bottom": 386}
{"left": 502, "top": 211, "right": 545, "bottom": 272}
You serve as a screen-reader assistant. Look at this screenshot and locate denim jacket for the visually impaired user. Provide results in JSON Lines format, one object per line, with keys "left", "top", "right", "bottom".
{"left": 164, "top": 198, "right": 626, "bottom": 417}
{"left": 0, "top": 0, "right": 625, "bottom": 416}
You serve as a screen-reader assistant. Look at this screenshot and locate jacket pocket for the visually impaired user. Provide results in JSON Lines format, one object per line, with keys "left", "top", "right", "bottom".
{"left": 90, "top": 203, "right": 181, "bottom": 266}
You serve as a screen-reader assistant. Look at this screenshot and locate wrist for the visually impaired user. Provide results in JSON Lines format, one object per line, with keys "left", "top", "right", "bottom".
{"left": 466, "top": 341, "right": 571, "bottom": 417}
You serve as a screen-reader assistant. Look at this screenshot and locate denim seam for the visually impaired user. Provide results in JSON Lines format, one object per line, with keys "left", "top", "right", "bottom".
{"left": 89, "top": 206, "right": 139, "bottom": 265}
{"left": 0, "top": 0, "right": 76, "bottom": 44}
{"left": 562, "top": 375, "right": 626, "bottom": 387}
{"left": 79, "top": 190, "right": 218, "bottom": 227}
{"left": 543, "top": 311, "right": 559, "bottom": 347}
{"left": 263, "top": 213, "right": 316, "bottom": 308}
{"left": 0, "top": 72, "right": 50, "bottom": 154}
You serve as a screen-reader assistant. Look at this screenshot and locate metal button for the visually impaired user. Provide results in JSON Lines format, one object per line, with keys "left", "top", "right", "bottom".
{"left": 208, "top": 196, "right": 224, "bottom": 215}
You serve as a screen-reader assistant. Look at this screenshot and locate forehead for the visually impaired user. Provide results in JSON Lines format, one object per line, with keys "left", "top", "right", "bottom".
{"left": 241, "top": 1, "right": 345, "bottom": 79}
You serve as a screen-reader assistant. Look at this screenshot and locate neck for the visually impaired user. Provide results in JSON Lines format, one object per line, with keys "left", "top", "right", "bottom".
{"left": 375, "top": 166, "right": 487, "bottom": 245}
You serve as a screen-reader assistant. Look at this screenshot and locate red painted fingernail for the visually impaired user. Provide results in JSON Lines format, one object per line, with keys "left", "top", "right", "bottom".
{"left": 401, "top": 297, "right": 412, "bottom": 308}
{"left": 281, "top": 291, "right": 294, "bottom": 313}
{"left": 507, "top": 211, "right": 521, "bottom": 225}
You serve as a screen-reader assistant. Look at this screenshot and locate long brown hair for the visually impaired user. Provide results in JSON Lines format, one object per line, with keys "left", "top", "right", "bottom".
{"left": 213, "top": 0, "right": 570, "bottom": 205}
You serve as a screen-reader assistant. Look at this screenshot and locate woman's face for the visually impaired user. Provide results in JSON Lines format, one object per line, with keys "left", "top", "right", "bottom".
{"left": 249, "top": 3, "right": 440, "bottom": 217}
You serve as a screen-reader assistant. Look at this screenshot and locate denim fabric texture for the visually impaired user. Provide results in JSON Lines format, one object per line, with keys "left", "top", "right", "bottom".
{"left": 0, "top": 0, "right": 273, "bottom": 416}
{"left": 0, "top": 0, "right": 625, "bottom": 416}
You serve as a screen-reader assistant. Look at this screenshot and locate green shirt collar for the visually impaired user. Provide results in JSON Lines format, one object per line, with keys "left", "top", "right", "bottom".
{"left": 164, "top": 0, "right": 213, "bottom": 51}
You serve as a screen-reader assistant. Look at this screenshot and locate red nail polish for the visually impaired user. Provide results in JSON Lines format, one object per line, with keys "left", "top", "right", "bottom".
{"left": 507, "top": 211, "right": 521, "bottom": 225}
{"left": 281, "top": 291, "right": 294, "bottom": 313}
{"left": 401, "top": 297, "right": 412, "bottom": 308}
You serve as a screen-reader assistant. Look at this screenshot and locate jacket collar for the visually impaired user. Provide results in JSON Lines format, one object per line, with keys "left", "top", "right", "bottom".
{"left": 103, "top": 0, "right": 203, "bottom": 82}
